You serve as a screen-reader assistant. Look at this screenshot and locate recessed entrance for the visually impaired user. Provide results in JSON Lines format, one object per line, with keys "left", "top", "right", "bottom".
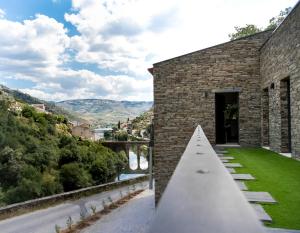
{"left": 280, "top": 78, "right": 292, "bottom": 153}
{"left": 215, "top": 92, "right": 239, "bottom": 144}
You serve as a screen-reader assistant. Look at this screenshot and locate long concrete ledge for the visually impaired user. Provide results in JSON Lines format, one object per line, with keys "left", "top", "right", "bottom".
{"left": 0, "top": 175, "right": 148, "bottom": 219}
{"left": 148, "top": 125, "right": 266, "bottom": 233}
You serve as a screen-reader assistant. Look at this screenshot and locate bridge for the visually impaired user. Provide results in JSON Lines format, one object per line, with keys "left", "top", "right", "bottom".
{"left": 102, "top": 140, "right": 150, "bottom": 174}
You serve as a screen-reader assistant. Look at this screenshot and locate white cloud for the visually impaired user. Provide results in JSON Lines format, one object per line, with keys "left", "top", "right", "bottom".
{"left": 0, "top": 0, "right": 298, "bottom": 102}
{"left": 0, "top": 9, "right": 5, "bottom": 19}
{"left": 0, "top": 14, "right": 69, "bottom": 77}
{"left": 18, "top": 69, "right": 153, "bottom": 101}
{"left": 65, "top": 0, "right": 182, "bottom": 76}
{"left": 65, "top": 0, "right": 298, "bottom": 77}
{"left": 0, "top": 13, "right": 153, "bottom": 101}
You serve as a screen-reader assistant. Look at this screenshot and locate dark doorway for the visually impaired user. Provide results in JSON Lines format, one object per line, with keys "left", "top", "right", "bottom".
{"left": 280, "top": 78, "right": 292, "bottom": 152}
{"left": 215, "top": 93, "right": 239, "bottom": 144}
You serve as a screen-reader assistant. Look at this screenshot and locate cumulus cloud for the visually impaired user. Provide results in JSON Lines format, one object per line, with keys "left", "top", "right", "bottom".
{"left": 19, "top": 69, "right": 153, "bottom": 101}
{"left": 65, "top": 0, "right": 182, "bottom": 76}
{"left": 0, "top": 14, "right": 69, "bottom": 77}
{"left": 0, "top": 0, "right": 297, "bottom": 102}
{"left": 0, "top": 9, "right": 5, "bottom": 18}
{"left": 0, "top": 12, "right": 153, "bottom": 101}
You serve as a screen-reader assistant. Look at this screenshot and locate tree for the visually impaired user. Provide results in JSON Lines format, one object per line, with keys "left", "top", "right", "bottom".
{"left": 0, "top": 147, "right": 24, "bottom": 188}
{"left": 229, "top": 24, "right": 261, "bottom": 40}
{"left": 90, "top": 159, "right": 110, "bottom": 184}
{"left": 229, "top": 7, "right": 292, "bottom": 40}
{"left": 60, "top": 163, "right": 92, "bottom": 191}
{"left": 21, "top": 106, "right": 35, "bottom": 118}
{"left": 104, "top": 130, "right": 112, "bottom": 140}
{"left": 5, "top": 165, "right": 43, "bottom": 204}
{"left": 117, "top": 121, "right": 121, "bottom": 129}
{"left": 114, "top": 130, "right": 128, "bottom": 141}
{"left": 266, "top": 7, "right": 292, "bottom": 30}
{"left": 41, "top": 171, "right": 63, "bottom": 196}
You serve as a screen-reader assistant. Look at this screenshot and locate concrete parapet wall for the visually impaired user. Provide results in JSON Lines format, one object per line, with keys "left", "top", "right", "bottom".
{"left": 0, "top": 175, "right": 148, "bottom": 220}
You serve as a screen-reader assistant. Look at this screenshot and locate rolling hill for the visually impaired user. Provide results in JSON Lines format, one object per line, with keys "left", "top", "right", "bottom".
{"left": 0, "top": 85, "right": 82, "bottom": 122}
{"left": 56, "top": 99, "right": 153, "bottom": 127}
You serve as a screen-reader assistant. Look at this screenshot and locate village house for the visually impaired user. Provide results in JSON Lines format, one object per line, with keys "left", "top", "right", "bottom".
{"left": 149, "top": 3, "right": 300, "bottom": 202}
{"left": 30, "top": 104, "right": 48, "bottom": 113}
{"left": 71, "top": 123, "right": 95, "bottom": 141}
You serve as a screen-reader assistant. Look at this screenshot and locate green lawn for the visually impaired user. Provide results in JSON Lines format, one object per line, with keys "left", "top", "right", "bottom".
{"left": 227, "top": 148, "right": 300, "bottom": 230}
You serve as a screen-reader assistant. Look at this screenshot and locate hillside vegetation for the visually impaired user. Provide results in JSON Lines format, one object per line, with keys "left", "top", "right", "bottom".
{"left": 131, "top": 108, "right": 153, "bottom": 138}
{"left": 0, "top": 85, "right": 82, "bottom": 122}
{"left": 0, "top": 98, "right": 127, "bottom": 206}
{"left": 57, "top": 99, "right": 153, "bottom": 127}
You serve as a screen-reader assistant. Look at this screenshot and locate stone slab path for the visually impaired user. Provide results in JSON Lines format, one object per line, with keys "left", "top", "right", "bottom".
{"left": 235, "top": 181, "right": 248, "bottom": 190}
{"left": 216, "top": 151, "right": 228, "bottom": 154}
{"left": 251, "top": 204, "right": 272, "bottom": 222}
{"left": 232, "top": 174, "right": 255, "bottom": 180}
{"left": 224, "top": 163, "right": 243, "bottom": 168}
{"left": 226, "top": 168, "right": 236, "bottom": 173}
{"left": 220, "top": 156, "right": 234, "bottom": 160}
{"left": 221, "top": 159, "right": 229, "bottom": 163}
{"left": 243, "top": 191, "right": 277, "bottom": 203}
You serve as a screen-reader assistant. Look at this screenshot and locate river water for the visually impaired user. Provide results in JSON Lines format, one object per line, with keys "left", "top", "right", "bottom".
{"left": 118, "top": 146, "right": 149, "bottom": 181}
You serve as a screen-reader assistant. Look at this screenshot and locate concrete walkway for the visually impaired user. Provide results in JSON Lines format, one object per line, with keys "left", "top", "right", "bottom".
{"left": 0, "top": 182, "right": 147, "bottom": 233}
{"left": 81, "top": 189, "right": 155, "bottom": 233}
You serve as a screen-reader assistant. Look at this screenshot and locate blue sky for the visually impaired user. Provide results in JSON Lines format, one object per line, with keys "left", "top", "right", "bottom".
{"left": 0, "top": 0, "right": 298, "bottom": 101}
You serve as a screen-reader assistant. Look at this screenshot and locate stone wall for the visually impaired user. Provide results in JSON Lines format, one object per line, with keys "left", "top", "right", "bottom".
{"left": 261, "top": 88, "right": 269, "bottom": 146}
{"left": 260, "top": 2, "right": 300, "bottom": 157}
{"left": 153, "top": 31, "right": 272, "bottom": 202}
{"left": 0, "top": 175, "right": 148, "bottom": 220}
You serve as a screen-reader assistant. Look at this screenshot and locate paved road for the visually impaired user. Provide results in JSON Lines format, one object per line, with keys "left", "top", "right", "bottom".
{"left": 81, "top": 189, "right": 155, "bottom": 233}
{"left": 0, "top": 182, "right": 147, "bottom": 233}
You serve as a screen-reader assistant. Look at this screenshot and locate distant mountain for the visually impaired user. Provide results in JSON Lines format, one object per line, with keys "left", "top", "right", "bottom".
{"left": 0, "top": 85, "right": 82, "bottom": 122}
{"left": 56, "top": 99, "right": 153, "bottom": 127}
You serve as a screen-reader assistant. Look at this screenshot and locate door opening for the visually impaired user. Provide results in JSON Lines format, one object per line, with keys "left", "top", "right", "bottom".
{"left": 215, "top": 93, "right": 239, "bottom": 144}
{"left": 280, "top": 78, "right": 292, "bottom": 153}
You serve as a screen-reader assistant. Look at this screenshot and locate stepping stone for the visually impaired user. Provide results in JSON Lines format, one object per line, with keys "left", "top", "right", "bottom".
{"left": 224, "top": 163, "right": 242, "bottom": 168}
{"left": 265, "top": 227, "right": 300, "bottom": 233}
{"left": 227, "top": 168, "right": 236, "bottom": 173}
{"left": 231, "top": 174, "right": 255, "bottom": 180}
{"left": 216, "top": 150, "right": 228, "bottom": 154}
{"left": 221, "top": 159, "right": 229, "bottom": 163}
{"left": 251, "top": 204, "right": 272, "bottom": 222}
{"left": 242, "top": 191, "right": 276, "bottom": 203}
{"left": 235, "top": 181, "right": 248, "bottom": 190}
{"left": 220, "top": 156, "right": 234, "bottom": 160}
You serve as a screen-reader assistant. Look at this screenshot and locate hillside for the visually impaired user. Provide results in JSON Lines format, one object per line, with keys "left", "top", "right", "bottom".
{"left": 0, "top": 85, "right": 82, "bottom": 122}
{"left": 0, "top": 97, "right": 127, "bottom": 206}
{"left": 57, "top": 99, "right": 153, "bottom": 127}
{"left": 132, "top": 107, "right": 153, "bottom": 134}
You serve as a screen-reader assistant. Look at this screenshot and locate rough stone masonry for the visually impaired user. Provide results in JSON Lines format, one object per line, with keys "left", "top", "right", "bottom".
{"left": 150, "top": 2, "right": 300, "bottom": 202}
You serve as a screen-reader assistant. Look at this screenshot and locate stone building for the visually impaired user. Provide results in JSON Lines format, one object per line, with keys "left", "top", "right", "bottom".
{"left": 71, "top": 123, "right": 94, "bottom": 141}
{"left": 149, "top": 2, "right": 300, "bottom": 202}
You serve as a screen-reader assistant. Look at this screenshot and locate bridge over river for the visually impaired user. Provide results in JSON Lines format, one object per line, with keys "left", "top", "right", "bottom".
{"left": 102, "top": 141, "right": 150, "bottom": 177}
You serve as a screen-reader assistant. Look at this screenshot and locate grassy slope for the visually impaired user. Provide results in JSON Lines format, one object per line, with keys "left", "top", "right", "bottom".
{"left": 227, "top": 148, "right": 300, "bottom": 229}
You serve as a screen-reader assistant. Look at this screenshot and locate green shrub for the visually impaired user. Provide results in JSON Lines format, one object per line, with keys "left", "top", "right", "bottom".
{"left": 60, "top": 163, "right": 92, "bottom": 191}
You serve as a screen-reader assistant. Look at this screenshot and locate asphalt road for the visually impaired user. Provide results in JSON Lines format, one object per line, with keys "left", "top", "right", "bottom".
{"left": 0, "top": 182, "right": 147, "bottom": 233}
